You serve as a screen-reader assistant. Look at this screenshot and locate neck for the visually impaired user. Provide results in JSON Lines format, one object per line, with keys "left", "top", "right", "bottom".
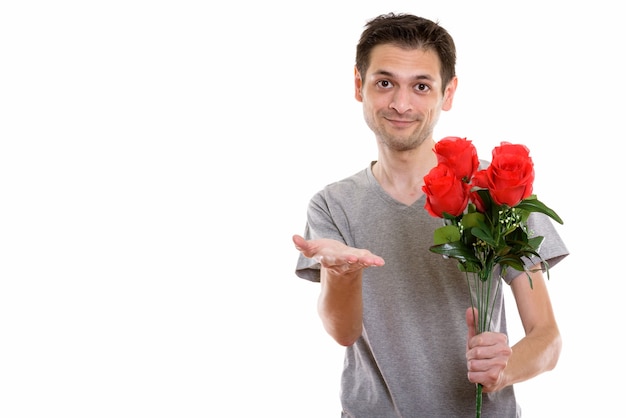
{"left": 372, "top": 140, "right": 438, "bottom": 205}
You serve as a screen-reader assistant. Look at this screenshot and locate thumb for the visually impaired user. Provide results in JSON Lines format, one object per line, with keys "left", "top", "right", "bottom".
{"left": 465, "top": 307, "right": 478, "bottom": 345}
{"left": 292, "top": 234, "right": 306, "bottom": 251}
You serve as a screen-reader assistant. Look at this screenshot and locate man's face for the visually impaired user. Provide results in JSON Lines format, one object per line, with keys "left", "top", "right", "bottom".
{"left": 355, "top": 44, "right": 457, "bottom": 152}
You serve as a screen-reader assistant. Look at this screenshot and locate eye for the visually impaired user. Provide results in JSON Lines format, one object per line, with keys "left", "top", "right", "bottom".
{"left": 415, "top": 83, "right": 431, "bottom": 93}
{"left": 376, "top": 79, "right": 393, "bottom": 89}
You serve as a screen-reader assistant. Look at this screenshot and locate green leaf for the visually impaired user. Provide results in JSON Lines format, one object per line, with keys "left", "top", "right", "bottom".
{"left": 458, "top": 262, "right": 482, "bottom": 273}
{"left": 526, "top": 236, "right": 545, "bottom": 252}
{"left": 471, "top": 222, "right": 497, "bottom": 247}
{"left": 433, "top": 225, "right": 461, "bottom": 245}
{"left": 461, "top": 212, "right": 485, "bottom": 229}
{"left": 496, "top": 255, "right": 526, "bottom": 272}
{"left": 516, "top": 197, "right": 563, "bottom": 224}
{"left": 429, "top": 242, "right": 480, "bottom": 265}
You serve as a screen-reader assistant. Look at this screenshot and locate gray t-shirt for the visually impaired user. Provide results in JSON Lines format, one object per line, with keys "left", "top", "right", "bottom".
{"left": 295, "top": 163, "right": 568, "bottom": 418}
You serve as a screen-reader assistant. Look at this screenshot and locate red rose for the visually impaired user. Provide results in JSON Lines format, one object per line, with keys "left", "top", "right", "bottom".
{"left": 433, "top": 137, "right": 479, "bottom": 182}
{"left": 480, "top": 142, "right": 535, "bottom": 207}
{"left": 422, "top": 163, "right": 470, "bottom": 218}
{"left": 470, "top": 169, "right": 489, "bottom": 212}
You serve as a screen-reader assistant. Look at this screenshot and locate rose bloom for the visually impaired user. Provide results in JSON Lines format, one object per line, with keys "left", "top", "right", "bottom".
{"left": 469, "top": 171, "right": 488, "bottom": 213}
{"left": 473, "top": 142, "right": 535, "bottom": 207}
{"left": 423, "top": 163, "right": 470, "bottom": 218}
{"left": 433, "top": 136, "right": 479, "bottom": 182}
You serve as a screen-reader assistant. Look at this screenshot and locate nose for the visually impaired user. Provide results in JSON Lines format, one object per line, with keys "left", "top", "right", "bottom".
{"left": 389, "top": 88, "right": 413, "bottom": 114}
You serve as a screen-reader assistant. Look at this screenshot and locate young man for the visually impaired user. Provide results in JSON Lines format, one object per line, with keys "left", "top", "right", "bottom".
{"left": 293, "top": 13, "right": 568, "bottom": 417}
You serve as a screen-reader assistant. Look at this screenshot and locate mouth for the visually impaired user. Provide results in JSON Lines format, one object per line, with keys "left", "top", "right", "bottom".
{"left": 385, "top": 117, "right": 416, "bottom": 128}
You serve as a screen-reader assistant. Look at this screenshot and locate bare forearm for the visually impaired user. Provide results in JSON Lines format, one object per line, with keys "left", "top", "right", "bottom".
{"left": 502, "top": 325, "right": 562, "bottom": 388}
{"left": 499, "top": 268, "right": 562, "bottom": 389}
{"left": 317, "top": 268, "right": 363, "bottom": 346}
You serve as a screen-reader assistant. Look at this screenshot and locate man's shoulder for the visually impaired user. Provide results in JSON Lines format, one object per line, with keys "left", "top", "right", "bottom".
{"left": 326, "top": 163, "right": 375, "bottom": 189}
{"left": 315, "top": 166, "right": 371, "bottom": 200}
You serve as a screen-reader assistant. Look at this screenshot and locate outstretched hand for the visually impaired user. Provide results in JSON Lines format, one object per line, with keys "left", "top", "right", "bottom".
{"left": 292, "top": 234, "right": 385, "bottom": 276}
{"left": 465, "top": 307, "right": 512, "bottom": 393}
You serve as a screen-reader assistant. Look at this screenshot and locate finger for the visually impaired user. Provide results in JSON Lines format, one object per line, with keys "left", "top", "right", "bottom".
{"left": 293, "top": 235, "right": 325, "bottom": 261}
{"left": 292, "top": 234, "right": 304, "bottom": 248}
{"left": 465, "top": 307, "right": 477, "bottom": 343}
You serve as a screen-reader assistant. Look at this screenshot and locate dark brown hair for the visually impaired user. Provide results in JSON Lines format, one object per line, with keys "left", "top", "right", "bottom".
{"left": 355, "top": 13, "right": 456, "bottom": 94}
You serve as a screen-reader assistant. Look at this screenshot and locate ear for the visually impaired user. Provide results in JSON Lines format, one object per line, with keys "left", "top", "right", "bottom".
{"left": 441, "top": 76, "right": 458, "bottom": 111}
{"left": 354, "top": 67, "right": 363, "bottom": 102}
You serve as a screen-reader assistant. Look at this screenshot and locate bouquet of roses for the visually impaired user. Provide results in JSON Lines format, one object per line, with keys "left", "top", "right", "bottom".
{"left": 421, "top": 136, "right": 563, "bottom": 417}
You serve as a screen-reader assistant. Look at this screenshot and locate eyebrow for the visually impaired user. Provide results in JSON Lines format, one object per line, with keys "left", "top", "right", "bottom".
{"left": 371, "top": 69, "right": 436, "bottom": 82}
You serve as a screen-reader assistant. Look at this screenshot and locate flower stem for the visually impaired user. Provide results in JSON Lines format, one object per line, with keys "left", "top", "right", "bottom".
{"left": 476, "top": 383, "right": 483, "bottom": 418}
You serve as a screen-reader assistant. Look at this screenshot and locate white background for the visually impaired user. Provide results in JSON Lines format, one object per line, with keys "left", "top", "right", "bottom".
{"left": 1, "top": 1, "right": 622, "bottom": 417}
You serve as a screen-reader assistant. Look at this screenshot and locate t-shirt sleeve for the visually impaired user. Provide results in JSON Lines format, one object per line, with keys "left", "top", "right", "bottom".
{"left": 295, "top": 222, "right": 321, "bottom": 282}
{"left": 294, "top": 190, "right": 347, "bottom": 283}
